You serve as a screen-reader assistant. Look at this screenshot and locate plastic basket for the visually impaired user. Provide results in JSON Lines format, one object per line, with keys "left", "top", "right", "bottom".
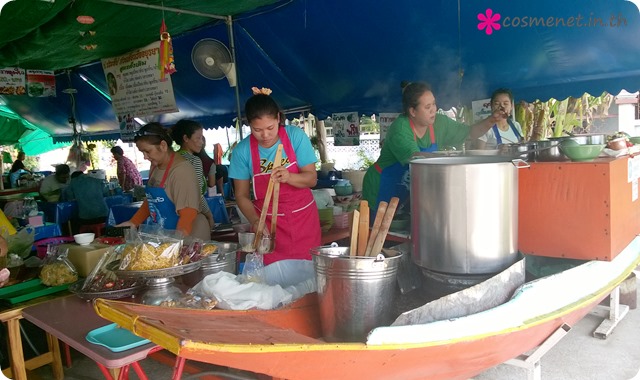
{"left": 333, "top": 212, "right": 351, "bottom": 229}
{"left": 35, "top": 236, "right": 74, "bottom": 259}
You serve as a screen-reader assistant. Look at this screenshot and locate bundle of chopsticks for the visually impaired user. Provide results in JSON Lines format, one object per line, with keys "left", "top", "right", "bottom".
{"left": 253, "top": 144, "right": 283, "bottom": 253}
{"left": 349, "top": 197, "right": 399, "bottom": 257}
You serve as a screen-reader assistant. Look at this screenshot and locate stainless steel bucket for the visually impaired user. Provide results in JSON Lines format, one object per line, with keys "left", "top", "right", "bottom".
{"left": 311, "top": 246, "right": 402, "bottom": 342}
{"left": 410, "top": 156, "right": 521, "bottom": 275}
{"left": 180, "top": 242, "right": 239, "bottom": 287}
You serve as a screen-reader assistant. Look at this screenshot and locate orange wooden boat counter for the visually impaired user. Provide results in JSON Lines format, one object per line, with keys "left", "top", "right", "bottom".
{"left": 93, "top": 237, "right": 640, "bottom": 380}
{"left": 519, "top": 156, "right": 640, "bottom": 261}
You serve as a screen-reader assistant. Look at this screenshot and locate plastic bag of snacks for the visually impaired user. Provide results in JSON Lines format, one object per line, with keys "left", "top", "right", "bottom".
{"left": 118, "top": 226, "right": 183, "bottom": 271}
{"left": 82, "top": 247, "right": 139, "bottom": 292}
{"left": 159, "top": 288, "right": 218, "bottom": 310}
{"left": 40, "top": 245, "right": 78, "bottom": 286}
{"left": 179, "top": 237, "right": 203, "bottom": 264}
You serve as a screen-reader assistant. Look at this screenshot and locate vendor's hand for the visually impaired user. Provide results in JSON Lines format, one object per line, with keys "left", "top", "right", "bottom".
{"left": 250, "top": 220, "right": 270, "bottom": 237}
{"left": 271, "top": 166, "right": 290, "bottom": 184}
{"left": 490, "top": 106, "right": 509, "bottom": 123}
{"left": 115, "top": 221, "right": 136, "bottom": 228}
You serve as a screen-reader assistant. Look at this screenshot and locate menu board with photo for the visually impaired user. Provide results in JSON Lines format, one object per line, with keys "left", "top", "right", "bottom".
{"left": 26, "top": 69, "right": 55, "bottom": 97}
{"left": 0, "top": 67, "right": 26, "bottom": 95}
{"left": 379, "top": 112, "right": 400, "bottom": 148}
{"left": 472, "top": 98, "right": 492, "bottom": 123}
{"left": 101, "top": 40, "right": 178, "bottom": 120}
{"left": 332, "top": 111, "right": 360, "bottom": 146}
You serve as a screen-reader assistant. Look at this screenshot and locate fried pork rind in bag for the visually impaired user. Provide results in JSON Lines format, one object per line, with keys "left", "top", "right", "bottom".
{"left": 40, "top": 245, "right": 78, "bottom": 286}
{"left": 119, "top": 226, "right": 183, "bottom": 271}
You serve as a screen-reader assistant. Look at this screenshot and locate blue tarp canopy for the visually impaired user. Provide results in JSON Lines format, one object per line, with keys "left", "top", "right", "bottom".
{"left": 1, "top": 0, "right": 640, "bottom": 149}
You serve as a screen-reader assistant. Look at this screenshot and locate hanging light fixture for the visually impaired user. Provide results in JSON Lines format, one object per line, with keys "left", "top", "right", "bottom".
{"left": 76, "top": 15, "right": 95, "bottom": 24}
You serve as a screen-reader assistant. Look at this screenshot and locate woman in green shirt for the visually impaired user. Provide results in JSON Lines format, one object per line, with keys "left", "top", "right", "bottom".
{"left": 362, "top": 81, "right": 504, "bottom": 216}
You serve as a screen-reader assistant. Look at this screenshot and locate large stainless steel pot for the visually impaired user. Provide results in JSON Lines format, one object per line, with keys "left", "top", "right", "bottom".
{"left": 410, "top": 156, "right": 521, "bottom": 274}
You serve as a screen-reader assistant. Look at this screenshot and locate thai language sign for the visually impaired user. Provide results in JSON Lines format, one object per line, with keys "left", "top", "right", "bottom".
{"left": 26, "top": 69, "right": 55, "bottom": 97}
{"left": 331, "top": 112, "right": 360, "bottom": 146}
{"left": 0, "top": 67, "right": 26, "bottom": 96}
{"left": 379, "top": 112, "right": 400, "bottom": 148}
{"left": 101, "top": 40, "right": 178, "bottom": 119}
{"left": 472, "top": 98, "right": 491, "bottom": 123}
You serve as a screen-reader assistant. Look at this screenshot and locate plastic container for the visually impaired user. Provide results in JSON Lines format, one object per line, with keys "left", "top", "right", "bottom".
{"left": 311, "top": 245, "right": 402, "bottom": 342}
{"left": 333, "top": 212, "right": 350, "bottom": 229}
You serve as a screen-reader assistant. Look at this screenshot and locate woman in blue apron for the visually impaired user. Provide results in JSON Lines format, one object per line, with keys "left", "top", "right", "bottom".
{"left": 476, "top": 88, "right": 524, "bottom": 149}
{"left": 362, "top": 81, "right": 505, "bottom": 218}
{"left": 116, "top": 122, "right": 211, "bottom": 241}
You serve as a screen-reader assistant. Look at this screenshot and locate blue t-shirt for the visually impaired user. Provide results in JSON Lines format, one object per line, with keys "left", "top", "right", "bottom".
{"left": 229, "top": 125, "right": 317, "bottom": 180}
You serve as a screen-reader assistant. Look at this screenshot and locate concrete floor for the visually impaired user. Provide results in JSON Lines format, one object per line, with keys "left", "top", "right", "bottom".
{"left": 27, "top": 273, "right": 640, "bottom": 380}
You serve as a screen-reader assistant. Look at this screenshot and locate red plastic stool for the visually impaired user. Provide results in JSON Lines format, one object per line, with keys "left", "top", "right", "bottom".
{"left": 78, "top": 223, "right": 106, "bottom": 237}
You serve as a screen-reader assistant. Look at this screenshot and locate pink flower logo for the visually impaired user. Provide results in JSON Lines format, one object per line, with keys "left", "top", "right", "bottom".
{"left": 478, "top": 9, "right": 501, "bottom": 35}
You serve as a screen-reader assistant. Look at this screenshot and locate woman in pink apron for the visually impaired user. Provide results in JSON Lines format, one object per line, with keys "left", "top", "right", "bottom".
{"left": 229, "top": 89, "right": 320, "bottom": 265}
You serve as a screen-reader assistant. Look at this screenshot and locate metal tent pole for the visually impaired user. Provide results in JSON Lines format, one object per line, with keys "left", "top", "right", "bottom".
{"left": 227, "top": 16, "right": 244, "bottom": 140}
{"left": 96, "top": 0, "right": 226, "bottom": 20}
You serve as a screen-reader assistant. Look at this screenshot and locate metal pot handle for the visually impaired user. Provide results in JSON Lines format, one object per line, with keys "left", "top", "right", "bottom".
{"left": 511, "top": 159, "right": 530, "bottom": 169}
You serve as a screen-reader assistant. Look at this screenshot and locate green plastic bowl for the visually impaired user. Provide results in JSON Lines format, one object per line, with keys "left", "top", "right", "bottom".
{"left": 559, "top": 143, "right": 605, "bottom": 162}
{"left": 629, "top": 136, "right": 640, "bottom": 145}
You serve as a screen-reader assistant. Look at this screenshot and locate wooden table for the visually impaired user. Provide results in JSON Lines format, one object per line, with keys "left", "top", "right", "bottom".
{"left": 22, "top": 295, "right": 161, "bottom": 380}
{"left": 0, "top": 293, "right": 67, "bottom": 380}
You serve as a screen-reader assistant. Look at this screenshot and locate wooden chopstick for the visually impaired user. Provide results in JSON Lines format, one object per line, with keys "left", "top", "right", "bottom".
{"left": 357, "top": 201, "right": 369, "bottom": 256}
{"left": 364, "top": 201, "right": 388, "bottom": 257}
{"left": 368, "top": 197, "right": 399, "bottom": 258}
{"left": 269, "top": 146, "right": 283, "bottom": 242}
{"left": 349, "top": 210, "right": 360, "bottom": 256}
{"left": 254, "top": 144, "right": 283, "bottom": 252}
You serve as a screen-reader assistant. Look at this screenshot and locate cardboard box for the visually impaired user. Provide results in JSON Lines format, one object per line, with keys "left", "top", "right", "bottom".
{"left": 518, "top": 156, "right": 640, "bottom": 261}
{"left": 60, "top": 243, "right": 111, "bottom": 277}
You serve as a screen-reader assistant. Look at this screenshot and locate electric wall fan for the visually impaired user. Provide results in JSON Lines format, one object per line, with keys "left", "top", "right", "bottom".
{"left": 191, "top": 38, "right": 237, "bottom": 87}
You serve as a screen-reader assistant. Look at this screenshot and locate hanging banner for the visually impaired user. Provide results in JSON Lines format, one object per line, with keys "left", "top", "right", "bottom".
{"left": 0, "top": 67, "right": 25, "bottom": 95}
{"left": 26, "top": 69, "right": 56, "bottom": 97}
{"left": 472, "top": 98, "right": 492, "bottom": 123}
{"left": 101, "top": 40, "right": 178, "bottom": 119}
{"left": 332, "top": 112, "right": 360, "bottom": 146}
{"left": 379, "top": 112, "right": 400, "bottom": 148}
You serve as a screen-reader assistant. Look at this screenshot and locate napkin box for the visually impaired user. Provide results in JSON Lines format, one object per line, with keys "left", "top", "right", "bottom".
{"left": 60, "top": 243, "right": 111, "bottom": 277}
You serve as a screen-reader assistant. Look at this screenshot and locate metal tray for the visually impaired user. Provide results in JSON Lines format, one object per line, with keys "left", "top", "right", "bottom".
{"left": 68, "top": 281, "right": 144, "bottom": 301}
{"left": 106, "top": 259, "right": 202, "bottom": 279}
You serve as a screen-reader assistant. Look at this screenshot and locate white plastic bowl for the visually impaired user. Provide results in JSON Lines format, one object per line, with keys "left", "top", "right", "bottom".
{"left": 73, "top": 233, "right": 95, "bottom": 246}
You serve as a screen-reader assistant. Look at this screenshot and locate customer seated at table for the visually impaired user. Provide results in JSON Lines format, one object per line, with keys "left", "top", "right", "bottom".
{"left": 39, "top": 164, "right": 70, "bottom": 202}
{"left": 62, "top": 171, "right": 109, "bottom": 234}
{"left": 110, "top": 146, "right": 143, "bottom": 191}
